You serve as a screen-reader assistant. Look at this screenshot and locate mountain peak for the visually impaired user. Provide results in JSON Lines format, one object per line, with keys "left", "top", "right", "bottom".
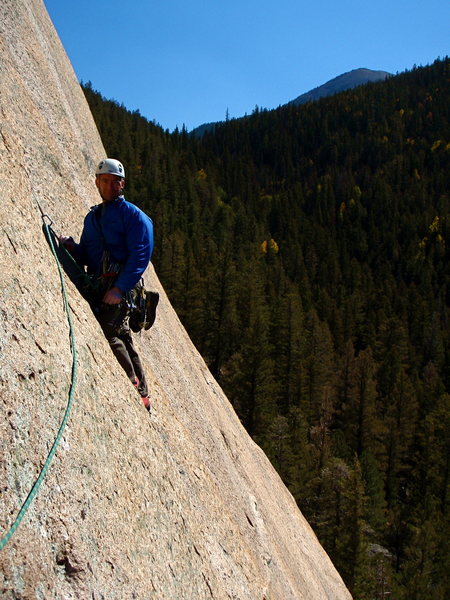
{"left": 289, "top": 67, "right": 391, "bottom": 105}
{"left": 191, "top": 67, "right": 391, "bottom": 136}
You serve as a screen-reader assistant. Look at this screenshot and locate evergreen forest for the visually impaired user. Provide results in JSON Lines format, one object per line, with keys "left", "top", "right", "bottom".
{"left": 82, "top": 57, "right": 450, "bottom": 599}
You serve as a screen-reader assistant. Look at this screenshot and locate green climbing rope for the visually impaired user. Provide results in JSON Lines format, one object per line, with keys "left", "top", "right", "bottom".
{"left": 0, "top": 216, "right": 77, "bottom": 551}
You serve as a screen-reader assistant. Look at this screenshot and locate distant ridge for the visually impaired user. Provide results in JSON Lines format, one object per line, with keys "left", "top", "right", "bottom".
{"left": 191, "top": 67, "right": 391, "bottom": 136}
{"left": 289, "top": 68, "right": 391, "bottom": 105}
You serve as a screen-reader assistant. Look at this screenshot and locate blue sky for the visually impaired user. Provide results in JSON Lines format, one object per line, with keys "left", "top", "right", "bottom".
{"left": 43, "top": 0, "right": 448, "bottom": 132}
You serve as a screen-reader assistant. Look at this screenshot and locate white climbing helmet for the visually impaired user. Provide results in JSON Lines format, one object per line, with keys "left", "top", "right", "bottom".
{"left": 96, "top": 158, "right": 125, "bottom": 178}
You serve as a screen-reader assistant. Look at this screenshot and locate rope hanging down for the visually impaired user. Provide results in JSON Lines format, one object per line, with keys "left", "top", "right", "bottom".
{"left": 0, "top": 208, "right": 78, "bottom": 551}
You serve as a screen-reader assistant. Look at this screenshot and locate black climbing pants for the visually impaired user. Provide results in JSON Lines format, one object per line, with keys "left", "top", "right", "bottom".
{"left": 95, "top": 302, "right": 149, "bottom": 398}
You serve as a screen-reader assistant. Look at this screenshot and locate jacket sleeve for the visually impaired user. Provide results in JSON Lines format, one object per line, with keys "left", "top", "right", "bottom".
{"left": 69, "top": 214, "right": 91, "bottom": 267}
{"left": 114, "top": 209, "right": 154, "bottom": 293}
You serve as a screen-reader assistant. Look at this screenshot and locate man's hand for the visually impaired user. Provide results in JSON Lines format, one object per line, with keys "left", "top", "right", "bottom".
{"left": 103, "top": 286, "right": 123, "bottom": 305}
{"left": 59, "top": 235, "right": 76, "bottom": 252}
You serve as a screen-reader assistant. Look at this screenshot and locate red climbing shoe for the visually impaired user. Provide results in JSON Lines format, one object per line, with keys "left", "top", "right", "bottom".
{"left": 141, "top": 396, "right": 151, "bottom": 413}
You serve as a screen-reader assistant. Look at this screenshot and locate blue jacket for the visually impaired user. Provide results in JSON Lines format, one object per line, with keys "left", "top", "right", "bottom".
{"left": 74, "top": 196, "right": 154, "bottom": 293}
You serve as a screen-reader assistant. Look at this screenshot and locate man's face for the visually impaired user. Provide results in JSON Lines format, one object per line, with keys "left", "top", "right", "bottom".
{"left": 96, "top": 173, "right": 125, "bottom": 202}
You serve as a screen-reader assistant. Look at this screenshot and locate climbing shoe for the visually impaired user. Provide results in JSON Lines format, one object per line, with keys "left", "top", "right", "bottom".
{"left": 141, "top": 396, "right": 151, "bottom": 413}
{"left": 129, "top": 284, "right": 159, "bottom": 333}
{"left": 144, "top": 291, "right": 159, "bottom": 330}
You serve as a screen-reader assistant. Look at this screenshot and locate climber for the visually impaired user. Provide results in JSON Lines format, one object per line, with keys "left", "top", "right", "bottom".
{"left": 60, "top": 158, "right": 154, "bottom": 412}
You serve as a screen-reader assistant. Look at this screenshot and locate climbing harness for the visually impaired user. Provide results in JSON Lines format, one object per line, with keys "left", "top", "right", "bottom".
{"left": 0, "top": 204, "right": 78, "bottom": 550}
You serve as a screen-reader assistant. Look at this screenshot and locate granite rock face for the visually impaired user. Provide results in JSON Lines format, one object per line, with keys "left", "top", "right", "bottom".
{"left": 0, "top": 1, "right": 352, "bottom": 598}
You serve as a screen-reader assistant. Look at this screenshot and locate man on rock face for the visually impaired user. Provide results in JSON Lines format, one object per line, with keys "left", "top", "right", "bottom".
{"left": 61, "top": 158, "right": 154, "bottom": 412}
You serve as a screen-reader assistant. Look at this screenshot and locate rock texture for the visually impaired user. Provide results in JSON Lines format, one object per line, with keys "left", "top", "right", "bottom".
{"left": 0, "top": 1, "right": 352, "bottom": 598}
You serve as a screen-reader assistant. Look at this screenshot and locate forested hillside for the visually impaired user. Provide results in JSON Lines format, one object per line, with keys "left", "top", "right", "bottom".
{"left": 82, "top": 57, "right": 449, "bottom": 599}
